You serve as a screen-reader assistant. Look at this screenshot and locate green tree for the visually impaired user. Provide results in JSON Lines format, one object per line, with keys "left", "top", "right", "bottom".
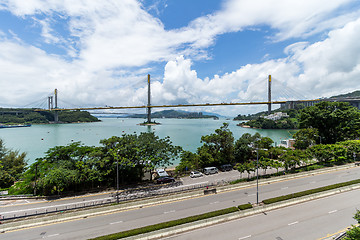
{"left": 198, "top": 123, "right": 234, "bottom": 166}
{"left": 298, "top": 102, "right": 360, "bottom": 144}
{"left": 0, "top": 139, "right": 27, "bottom": 188}
{"left": 234, "top": 133, "right": 261, "bottom": 163}
{"left": 244, "top": 161, "right": 255, "bottom": 179}
{"left": 236, "top": 163, "right": 246, "bottom": 178}
{"left": 345, "top": 210, "right": 360, "bottom": 240}
{"left": 176, "top": 151, "right": 201, "bottom": 173}
{"left": 293, "top": 128, "right": 319, "bottom": 149}
{"left": 279, "top": 149, "right": 306, "bottom": 172}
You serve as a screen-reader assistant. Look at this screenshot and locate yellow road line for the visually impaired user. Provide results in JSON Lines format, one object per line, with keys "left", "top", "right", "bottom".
{"left": 2, "top": 164, "right": 358, "bottom": 233}
{"left": 317, "top": 224, "right": 359, "bottom": 240}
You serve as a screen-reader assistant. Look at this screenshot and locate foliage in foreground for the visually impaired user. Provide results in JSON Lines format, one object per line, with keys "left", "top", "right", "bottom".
{"left": 0, "top": 139, "right": 27, "bottom": 188}
{"left": 344, "top": 210, "right": 360, "bottom": 240}
{"left": 9, "top": 132, "right": 181, "bottom": 195}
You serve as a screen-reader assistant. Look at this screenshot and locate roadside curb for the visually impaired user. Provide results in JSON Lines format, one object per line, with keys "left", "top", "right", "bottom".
{"left": 122, "top": 183, "right": 360, "bottom": 240}
{"left": 0, "top": 163, "right": 357, "bottom": 233}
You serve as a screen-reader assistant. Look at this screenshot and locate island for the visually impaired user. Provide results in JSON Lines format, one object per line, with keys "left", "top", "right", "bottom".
{"left": 0, "top": 108, "right": 100, "bottom": 125}
{"left": 125, "top": 110, "right": 220, "bottom": 119}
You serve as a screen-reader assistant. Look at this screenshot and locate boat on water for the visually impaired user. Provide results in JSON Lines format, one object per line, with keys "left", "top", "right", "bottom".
{"left": 0, "top": 124, "right": 31, "bottom": 129}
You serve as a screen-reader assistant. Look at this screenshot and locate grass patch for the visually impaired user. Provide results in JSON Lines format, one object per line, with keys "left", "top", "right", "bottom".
{"left": 89, "top": 207, "right": 239, "bottom": 240}
{"left": 263, "top": 178, "right": 360, "bottom": 205}
{"left": 238, "top": 203, "right": 253, "bottom": 210}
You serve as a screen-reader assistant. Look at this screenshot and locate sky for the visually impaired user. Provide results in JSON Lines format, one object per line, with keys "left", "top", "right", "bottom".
{"left": 0, "top": 0, "right": 360, "bottom": 117}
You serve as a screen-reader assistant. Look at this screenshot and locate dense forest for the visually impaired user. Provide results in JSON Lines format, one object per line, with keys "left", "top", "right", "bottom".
{"left": 0, "top": 108, "right": 99, "bottom": 124}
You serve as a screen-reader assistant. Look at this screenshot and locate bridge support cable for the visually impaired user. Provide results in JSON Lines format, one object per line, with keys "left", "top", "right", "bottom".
{"left": 271, "top": 77, "right": 307, "bottom": 101}
{"left": 33, "top": 74, "right": 319, "bottom": 113}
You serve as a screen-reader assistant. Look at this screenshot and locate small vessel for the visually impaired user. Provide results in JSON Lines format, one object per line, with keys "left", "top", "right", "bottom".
{"left": 0, "top": 124, "right": 31, "bottom": 129}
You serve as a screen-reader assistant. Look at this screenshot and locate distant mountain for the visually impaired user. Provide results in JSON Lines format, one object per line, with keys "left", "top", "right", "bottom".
{"left": 330, "top": 90, "right": 360, "bottom": 98}
{"left": 125, "top": 110, "right": 219, "bottom": 119}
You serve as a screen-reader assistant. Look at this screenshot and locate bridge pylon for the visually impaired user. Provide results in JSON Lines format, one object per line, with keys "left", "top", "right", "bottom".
{"left": 54, "top": 89, "right": 59, "bottom": 122}
{"left": 268, "top": 75, "right": 271, "bottom": 114}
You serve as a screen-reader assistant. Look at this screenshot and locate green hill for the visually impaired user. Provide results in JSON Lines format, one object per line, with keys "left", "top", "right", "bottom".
{"left": 127, "top": 110, "right": 218, "bottom": 119}
{"left": 0, "top": 108, "right": 99, "bottom": 125}
{"left": 330, "top": 90, "right": 360, "bottom": 98}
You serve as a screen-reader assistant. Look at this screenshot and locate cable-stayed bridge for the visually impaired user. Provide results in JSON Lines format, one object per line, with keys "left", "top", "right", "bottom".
{"left": 26, "top": 74, "right": 359, "bottom": 122}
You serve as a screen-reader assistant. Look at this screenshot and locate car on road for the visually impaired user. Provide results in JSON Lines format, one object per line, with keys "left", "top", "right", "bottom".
{"left": 156, "top": 176, "right": 175, "bottom": 184}
{"left": 220, "top": 164, "right": 233, "bottom": 171}
{"left": 190, "top": 171, "right": 203, "bottom": 178}
{"left": 203, "top": 167, "right": 218, "bottom": 175}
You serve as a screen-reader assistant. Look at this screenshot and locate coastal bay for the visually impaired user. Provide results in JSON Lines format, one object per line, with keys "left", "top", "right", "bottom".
{"left": 0, "top": 118, "right": 294, "bottom": 166}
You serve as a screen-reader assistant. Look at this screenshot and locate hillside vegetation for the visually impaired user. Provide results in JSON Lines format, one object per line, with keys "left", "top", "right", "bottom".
{"left": 0, "top": 108, "right": 99, "bottom": 124}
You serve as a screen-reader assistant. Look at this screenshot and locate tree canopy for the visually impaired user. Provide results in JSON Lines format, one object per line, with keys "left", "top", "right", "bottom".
{"left": 12, "top": 133, "right": 181, "bottom": 195}
{"left": 0, "top": 139, "right": 27, "bottom": 188}
{"left": 298, "top": 102, "right": 360, "bottom": 144}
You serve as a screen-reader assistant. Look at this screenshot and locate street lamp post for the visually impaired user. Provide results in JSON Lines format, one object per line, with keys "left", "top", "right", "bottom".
{"left": 256, "top": 148, "right": 259, "bottom": 205}
{"left": 116, "top": 157, "right": 119, "bottom": 204}
{"left": 34, "top": 163, "right": 38, "bottom": 196}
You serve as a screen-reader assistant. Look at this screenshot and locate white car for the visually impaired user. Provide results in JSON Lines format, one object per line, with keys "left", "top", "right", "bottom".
{"left": 190, "top": 171, "right": 203, "bottom": 178}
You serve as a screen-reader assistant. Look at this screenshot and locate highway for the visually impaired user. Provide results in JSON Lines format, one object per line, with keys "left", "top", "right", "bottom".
{"left": 0, "top": 166, "right": 359, "bottom": 239}
{"left": 164, "top": 189, "right": 360, "bottom": 240}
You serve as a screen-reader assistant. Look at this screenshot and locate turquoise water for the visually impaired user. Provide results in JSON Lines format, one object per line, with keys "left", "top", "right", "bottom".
{"left": 0, "top": 118, "right": 294, "bottom": 165}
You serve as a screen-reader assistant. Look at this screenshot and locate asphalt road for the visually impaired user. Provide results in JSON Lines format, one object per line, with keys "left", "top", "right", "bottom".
{"left": 164, "top": 189, "right": 360, "bottom": 240}
{"left": 0, "top": 166, "right": 359, "bottom": 239}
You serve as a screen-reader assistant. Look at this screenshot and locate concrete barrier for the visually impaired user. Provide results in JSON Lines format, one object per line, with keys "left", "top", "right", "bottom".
{"left": 0, "top": 163, "right": 358, "bottom": 233}
{"left": 123, "top": 183, "right": 360, "bottom": 240}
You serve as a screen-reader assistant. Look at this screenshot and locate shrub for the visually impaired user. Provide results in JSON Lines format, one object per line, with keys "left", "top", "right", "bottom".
{"left": 238, "top": 203, "right": 253, "bottom": 210}
{"left": 89, "top": 207, "right": 239, "bottom": 240}
{"left": 263, "top": 179, "right": 360, "bottom": 205}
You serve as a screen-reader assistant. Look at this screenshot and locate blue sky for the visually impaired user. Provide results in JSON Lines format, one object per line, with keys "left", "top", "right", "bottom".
{"left": 0, "top": 0, "right": 360, "bottom": 116}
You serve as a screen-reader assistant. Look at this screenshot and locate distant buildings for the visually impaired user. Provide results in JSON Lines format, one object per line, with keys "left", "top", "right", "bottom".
{"left": 263, "top": 112, "right": 289, "bottom": 121}
{"left": 279, "top": 139, "right": 296, "bottom": 149}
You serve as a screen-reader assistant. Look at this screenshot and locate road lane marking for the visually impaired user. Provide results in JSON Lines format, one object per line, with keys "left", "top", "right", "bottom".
{"left": 164, "top": 210, "right": 176, "bottom": 214}
{"left": 209, "top": 201, "right": 219, "bottom": 204}
{"left": 5, "top": 165, "right": 358, "bottom": 233}
{"left": 47, "top": 233, "right": 59, "bottom": 237}
{"left": 248, "top": 193, "right": 256, "bottom": 196}
{"left": 310, "top": 181, "right": 316, "bottom": 184}
{"left": 328, "top": 210, "right": 337, "bottom": 214}
{"left": 110, "top": 221, "right": 123, "bottom": 225}
{"left": 288, "top": 221, "right": 299, "bottom": 226}
{"left": 238, "top": 235, "right": 252, "bottom": 239}
{"left": 1, "top": 197, "right": 113, "bottom": 215}
{"left": 281, "top": 187, "right": 288, "bottom": 190}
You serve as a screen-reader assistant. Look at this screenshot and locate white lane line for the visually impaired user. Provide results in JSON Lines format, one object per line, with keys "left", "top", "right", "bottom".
{"left": 25, "top": 200, "right": 30, "bottom": 203}
{"left": 281, "top": 187, "right": 288, "bottom": 190}
{"left": 288, "top": 221, "right": 299, "bottom": 226}
{"left": 47, "top": 233, "right": 59, "bottom": 237}
{"left": 164, "top": 210, "right": 176, "bottom": 214}
{"left": 310, "top": 181, "right": 316, "bottom": 183}
{"left": 210, "top": 201, "right": 219, "bottom": 205}
{"left": 248, "top": 193, "right": 256, "bottom": 196}
{"left": 328, "top": 210, "right": 338, "bottom": 214}
{"left": 1, "top": 197, "right": 113, "bottom": 214}
{"left": 238, "top": 235, "right": 252, "bottom": 240}
{"left": 110, "top": 221, "right": 123, "bottom": 225}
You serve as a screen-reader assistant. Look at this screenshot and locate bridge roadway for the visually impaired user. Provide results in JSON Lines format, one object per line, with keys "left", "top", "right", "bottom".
{"left": 0, "top": 165, "right": 359, "bottom": 239}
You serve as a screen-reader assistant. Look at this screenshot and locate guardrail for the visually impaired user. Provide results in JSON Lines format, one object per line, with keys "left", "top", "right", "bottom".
{"left": 0, "top": 180, "right": 228, "bottom": 222}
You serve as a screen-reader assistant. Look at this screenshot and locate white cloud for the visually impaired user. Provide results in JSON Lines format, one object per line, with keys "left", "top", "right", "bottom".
{"left": 0, "top": 0, "right": 360, "bottom": 116}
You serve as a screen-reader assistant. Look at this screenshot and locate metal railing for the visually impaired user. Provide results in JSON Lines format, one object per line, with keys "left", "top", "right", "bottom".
{"left": 0, "top": 180, "right": 226, "bottom": 222}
